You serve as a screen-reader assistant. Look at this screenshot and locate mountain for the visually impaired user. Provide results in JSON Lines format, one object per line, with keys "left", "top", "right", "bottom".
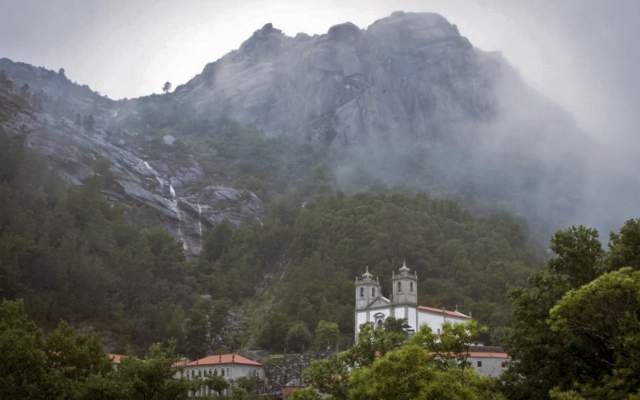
{"left": 0, "top": 11, "right": 596, "bottom": 352}
{"left": 1, "top": 12, "right": 589, "bottom": 252}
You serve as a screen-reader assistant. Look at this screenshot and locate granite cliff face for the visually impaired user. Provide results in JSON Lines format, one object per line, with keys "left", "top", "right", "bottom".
{"left": 175, "top": 12, "right": 522, "bottom": 144}
{"left": 0, "top": 12, "right": 589, "bottom": 249}
{"left": 0, "top": 61, "right": 264, "bottom": 255}
{"left": 169, "top": 11, "right": 584, "bottom": 231}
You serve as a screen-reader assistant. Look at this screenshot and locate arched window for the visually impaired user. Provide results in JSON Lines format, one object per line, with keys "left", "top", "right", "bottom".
{"left": 372, "top": 287, "right": 376, "bottom": 297}
{"left": 221, "top": 369, "right": 225, "bottom": 377}
{"left": 410, "top": 282, "right": 413, "bottom": 292}
{"left": 360, "top": 287, "right": 364, "bottom": 297}
{"left": 397, "top": 281, "right": 401, "bottom": 292}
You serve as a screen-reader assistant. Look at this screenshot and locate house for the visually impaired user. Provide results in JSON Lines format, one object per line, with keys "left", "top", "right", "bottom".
{"left": 467, "top": 347, "right": 509, "bottom": 377}
{"left": 178, "top": 353, "right": 263, "bottom": 397}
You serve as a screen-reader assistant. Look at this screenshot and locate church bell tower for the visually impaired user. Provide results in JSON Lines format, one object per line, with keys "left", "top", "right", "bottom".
{"left": 392, "top": 260, "right": 418, "bottom": 306}
{"left": 355, "top": 267, "right": 381, "bottom": 310}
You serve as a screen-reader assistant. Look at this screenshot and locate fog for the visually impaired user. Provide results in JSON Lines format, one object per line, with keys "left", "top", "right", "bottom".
{"left": 1, "top": 0, "right": 639, "bottom": 237}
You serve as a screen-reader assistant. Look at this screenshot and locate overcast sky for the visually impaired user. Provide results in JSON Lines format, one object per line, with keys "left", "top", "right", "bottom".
{"left": 1, "top": 0, "right": 639, "bottom": 146}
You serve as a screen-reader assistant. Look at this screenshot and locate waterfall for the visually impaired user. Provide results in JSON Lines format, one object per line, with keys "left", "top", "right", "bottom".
{"left": 168, "top": 184, "right": 188, "bottom": 251}
{"left": 197, "top": 202, "right": 203, "bottom": 238}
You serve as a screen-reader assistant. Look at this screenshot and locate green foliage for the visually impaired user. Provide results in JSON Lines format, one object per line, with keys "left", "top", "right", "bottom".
{"left": 502, "top": 222, "right": 640, "bottom": 400}
{"left": 608, "top": 218, "right": 640, "bottom": 271}
{"left": 203, "top": 374, "right": 229, "bottom": 396}
{"left": 241, "top": 192, "right": 538, "bottom": 349}
{"left": 0, "top": 136, "right": 193, "bottom": 353}
{"left": 0, "top": 299, "right": 191, "bottom": 399}
{"left": 116, "top": 342, "right": 191, "bottom": 400}
{"left": 314, "top": 320, "right": 340, "bottom": 352}
{"left": 411, "top": 321, "right": 485, "bottom": 371}
{"left": 289, "top": 387, "right": 324, "bottom": 400}
{"left": 184, "top": 297, "right": 212, "bottom": 359}
{"left": 303, "top": 318, "right": 491, "bottom": 400}
{"left": 286, "top": 322, "right": 313, "bottom": 352}
{"left": 0, "top": 299, "right": 49, "bottom": 399}
{"left": 548, "top": 268, "right": 640, "bottom": 398}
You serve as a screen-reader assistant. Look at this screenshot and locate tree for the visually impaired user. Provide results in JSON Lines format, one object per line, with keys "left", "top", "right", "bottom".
{"left": 411, "top": 321, "right": 484, "bottom": 371}
{"left": 303, "top": 352, "right": 351, "bottom": 399}
{"left": 116, "top": 342, "right": 191, "bottom": 400}
{"left": 202, "top": 374, "right": 229, "bottom": 396}
{"left": 0, "top": 299, "right": 50, "bottom": 399}
{"left": 184, "top": 297, "right": 211, "bottom": 359}
{"left": 548, "top": 267, "right": 640, "bottom": 398}
{"left": 286, "top": 322, "right": 312, "bottom": 353}
{"left": 348, "top": 345, "right": 504, "bottom": 400}
{"left": 548, "top": 225, "right": 604, "bottom": 287}
{"left": 289, "top": 387, "right": 324, "bottom": 400}
{"left": 501, "top": 226, "right": 607, "bottom": 400}
{"left": 163, "top": 81, "right": 172, "bottom": 94}
{"left": 43, "top": 321, "right": 113, "bottom": 398}
{"left": 202, "top": 219, "right": 234, "bottom": 263}
{"left": 608, "top": 218, "right": 640, "bottom": 271}
{"left": 314, "top": 320, "right": 340, "bottom": 352}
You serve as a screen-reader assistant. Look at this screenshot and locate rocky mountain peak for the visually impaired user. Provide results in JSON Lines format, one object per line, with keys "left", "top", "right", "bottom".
{"left": 367, "top": 11, "right": 465, "bottom": 50}
{"left": 238, "top": 22, "right": 287, "bottom": 58}
{"left": 326, "top": 22, "right": 362, "bottom": 42}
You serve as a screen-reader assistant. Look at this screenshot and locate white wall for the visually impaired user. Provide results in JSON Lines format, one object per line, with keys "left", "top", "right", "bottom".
{"left": 417, "top": 311, "right": 467, "bottom": 334}
{"left": 469, "top": 357, "right": 508, "bottom": 377}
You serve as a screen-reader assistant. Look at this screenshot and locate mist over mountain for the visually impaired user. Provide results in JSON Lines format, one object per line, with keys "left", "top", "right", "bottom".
{"left": 0, "top": 11, "right": 630, "bottom": 251}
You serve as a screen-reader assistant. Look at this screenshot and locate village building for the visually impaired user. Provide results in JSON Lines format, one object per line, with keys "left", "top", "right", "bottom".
{"left": 467, "top": 347, "right": 509, "bottom": 377}
{"left": 355, "top": 261, "right": 471, "bottom": 339}
{"left": 178, "top": 353, "right": 263, "bottom": 397}
{"left": 355, "top": 261, "right": 508, "bottom": 377}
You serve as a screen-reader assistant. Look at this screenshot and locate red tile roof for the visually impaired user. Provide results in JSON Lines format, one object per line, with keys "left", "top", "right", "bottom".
{"left": 107, "top": 353, "right": 127, "bottom": 364}
{"left": 467, "top": 352, "right": 509, "bottom": 359}
{"left": 186, "top": 353, "right": 262, "bottom": 367}
{"left": 417, "top": 306, "right": 471, "bottom": 319}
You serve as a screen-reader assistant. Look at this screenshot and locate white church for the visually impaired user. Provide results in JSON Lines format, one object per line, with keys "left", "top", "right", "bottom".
{"left": 354, "top": 261, "right": 471, "bottom": 340}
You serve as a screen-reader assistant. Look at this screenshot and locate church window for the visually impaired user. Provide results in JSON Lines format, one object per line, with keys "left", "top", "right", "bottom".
{"left": 376, "top": 319, "right": 384, "bottom": 329}
{"left": 476, "top": 361, "right": 482, "bottom": 368}
{"left": 397, "top": 281, "right": 401, "bottom": 292}
{"left": 372, "top": 287, "right": 375, "bottom": 297}
{"left": 360, "top": 287, "right": 364, "bottom": 297}
{"left": 410, "top": 282, "right": 413, "bottom": 291}
{"left": 221, "top": 369, "right": 225, "bottom": 377}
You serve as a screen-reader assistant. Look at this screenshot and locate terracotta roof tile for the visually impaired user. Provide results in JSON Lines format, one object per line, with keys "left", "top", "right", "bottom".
{"left": 417, "top": 305, "right": 471, "bottom": 319}
{"left": 186, "top": 353, "right": 262, "bottom": 367}
{"left": 107, "top": 353, "right": 126, "bottom": 364}
{"left": 467, "top": 352, "right": 509, "bottom": 359}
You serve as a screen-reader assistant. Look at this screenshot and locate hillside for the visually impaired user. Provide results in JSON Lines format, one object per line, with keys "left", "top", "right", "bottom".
{"left": 0, "top": 96, "right": 539, "bottom": 352}
{"left": 0, "top": 11, "right": 590, "bottom": 353}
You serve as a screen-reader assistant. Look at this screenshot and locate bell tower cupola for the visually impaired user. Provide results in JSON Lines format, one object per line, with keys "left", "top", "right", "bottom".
{"left": 355, "top": 267, "right": 382, "bottom": 310}
{"left": 392, "top": 260, "right": 418, "bottom": 305}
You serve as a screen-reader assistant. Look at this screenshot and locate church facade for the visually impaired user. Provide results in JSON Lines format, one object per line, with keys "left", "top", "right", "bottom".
{"left": 354, "top": 261, "right": 471, "bottom": 340}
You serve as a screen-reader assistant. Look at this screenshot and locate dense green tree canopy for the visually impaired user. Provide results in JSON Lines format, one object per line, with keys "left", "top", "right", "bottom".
{"left": 502, "top": 221, "right": 640, "bottom": 400}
